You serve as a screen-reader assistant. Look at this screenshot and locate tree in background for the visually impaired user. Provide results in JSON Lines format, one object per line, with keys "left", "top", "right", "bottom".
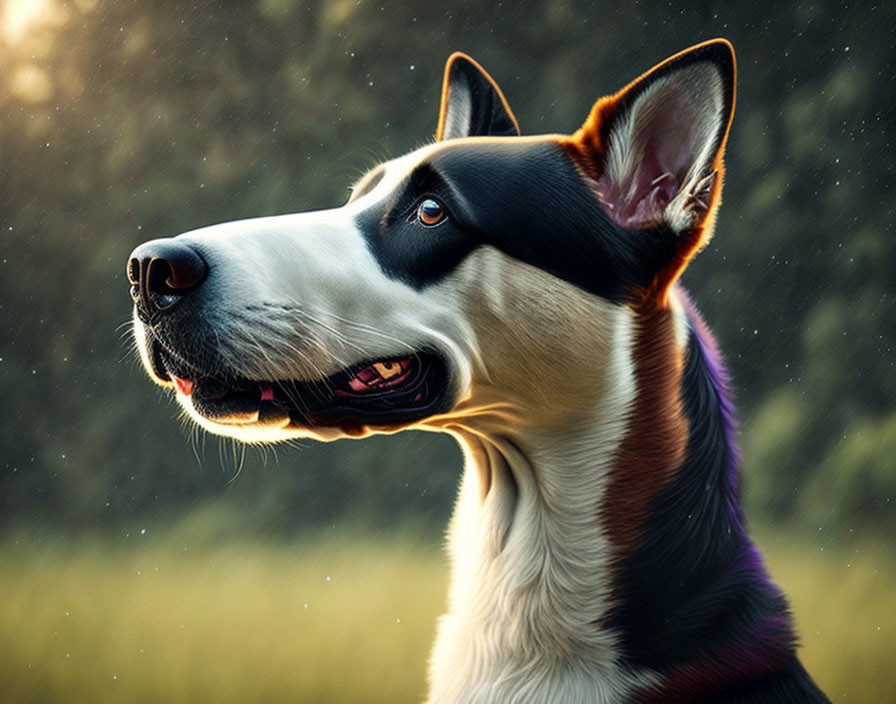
{"left": 1, "top": 0, "right": 893, "bottom": 536}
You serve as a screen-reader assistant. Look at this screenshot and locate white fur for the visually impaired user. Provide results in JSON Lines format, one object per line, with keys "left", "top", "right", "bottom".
{"left": 669, "top": 287, "right": 692, "bottom": 351}
{"left": 152, "top": 145, "right": 474, "bottom": 443}
{"left": 424, "top": 278, "right": 657, "bottom": 703}
{"left": 133, "top": 144, "right": 660, "bottom": 702}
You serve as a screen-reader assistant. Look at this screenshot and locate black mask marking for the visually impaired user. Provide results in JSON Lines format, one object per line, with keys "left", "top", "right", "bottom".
{"left": 354, "top": 139, "right": 675, "bottom": 302}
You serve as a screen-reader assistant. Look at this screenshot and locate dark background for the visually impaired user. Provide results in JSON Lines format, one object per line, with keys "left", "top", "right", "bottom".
{"left": 1, "top": 0, "right": 893, "bottom": 544}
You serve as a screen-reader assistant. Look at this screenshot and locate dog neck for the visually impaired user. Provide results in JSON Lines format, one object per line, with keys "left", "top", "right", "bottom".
{"left": 427, "top": 428, "right": 655, "bottom": 703}
{"left": 426, "top": 291, "right": 797, "bottom": 704}
{"left": 427, "top": 302, "right": 649, "bottom": 703}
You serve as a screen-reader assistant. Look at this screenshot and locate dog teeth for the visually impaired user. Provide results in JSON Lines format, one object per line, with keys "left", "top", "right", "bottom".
{"left": 374, "top": 361, "right": 402, "bottom": 379}
{"left": 346, "top": 359, "right": 410, "bottom": 393}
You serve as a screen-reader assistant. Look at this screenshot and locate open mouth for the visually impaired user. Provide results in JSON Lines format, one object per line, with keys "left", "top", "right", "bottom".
{"left": 147, "top": 339, "right": 449, "bottom": 432}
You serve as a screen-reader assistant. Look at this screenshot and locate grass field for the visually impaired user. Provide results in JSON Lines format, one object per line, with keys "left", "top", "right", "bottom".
{"left": 0, "top": 529, "right": 893, "bottom": 703}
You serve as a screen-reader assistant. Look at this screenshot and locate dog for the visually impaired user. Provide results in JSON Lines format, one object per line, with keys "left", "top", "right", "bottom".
{"left": 127, "top": 40, "right": 831, "bottom": 703}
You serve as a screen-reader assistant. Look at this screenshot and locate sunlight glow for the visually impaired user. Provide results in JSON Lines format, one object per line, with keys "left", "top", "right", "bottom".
{"left": 2, "top": 0, "right": 57, "bottom": 44}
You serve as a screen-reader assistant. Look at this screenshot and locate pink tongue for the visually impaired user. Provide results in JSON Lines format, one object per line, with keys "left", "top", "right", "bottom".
{"left": 171, "top": 375, "right": 194, "bottom": 396}
{"left": 261, "top": 386, "right": 274, "bottom": 401}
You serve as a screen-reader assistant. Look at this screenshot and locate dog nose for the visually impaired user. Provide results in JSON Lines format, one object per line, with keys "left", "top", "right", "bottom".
{"left": 127, "top": 239, "right": 208, "bottom": 321}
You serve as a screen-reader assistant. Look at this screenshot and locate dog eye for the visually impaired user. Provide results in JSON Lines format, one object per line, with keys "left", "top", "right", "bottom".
{"left": 417, "top": 198, "right": 446, "bottom": 226}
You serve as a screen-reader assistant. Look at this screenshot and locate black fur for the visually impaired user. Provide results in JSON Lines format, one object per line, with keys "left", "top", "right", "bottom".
{"left": 709, "top": 657, "right": 831, "bottom": 703}
{"left": 609, "top": 315, "right": 830, "bottom": 702}
{"left": 354, "top": 139, "right": 675, "bottom": 300}
{"left": 439, "top": 54, "right": 520, "bottom": 139}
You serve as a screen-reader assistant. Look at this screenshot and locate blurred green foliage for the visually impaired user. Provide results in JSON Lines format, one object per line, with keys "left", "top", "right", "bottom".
{"left": 1, "top": 0, "right": 893, "bottom": 537}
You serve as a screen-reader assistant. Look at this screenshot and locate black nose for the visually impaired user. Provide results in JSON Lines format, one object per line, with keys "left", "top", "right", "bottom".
{"left": 127, "top": 239, "right": 208, "bottom": 321}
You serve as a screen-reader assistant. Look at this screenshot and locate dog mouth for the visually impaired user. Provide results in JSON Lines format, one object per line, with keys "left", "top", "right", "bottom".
{"left": 146, "top": 338, "right": 449, "bottom": 433}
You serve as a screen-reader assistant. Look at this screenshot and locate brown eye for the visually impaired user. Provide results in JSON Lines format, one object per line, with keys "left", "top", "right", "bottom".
{"left": 417, "top": 198, "right": 445, "bottom": 226}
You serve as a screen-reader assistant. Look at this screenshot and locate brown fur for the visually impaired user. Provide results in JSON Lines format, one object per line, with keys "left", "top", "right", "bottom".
{"left": 602, "top": 299, "right": 689, "bottom": 560}
{"left": 552, "top": 41, "right": 737, "bottom": 559}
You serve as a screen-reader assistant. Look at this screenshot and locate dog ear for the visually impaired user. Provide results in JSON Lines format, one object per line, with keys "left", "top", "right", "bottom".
{"left": 436, "top": 53, "right": 520, "bottom": 140}
{"left": 564, "top": 40, "right": 735, "bottom": 289}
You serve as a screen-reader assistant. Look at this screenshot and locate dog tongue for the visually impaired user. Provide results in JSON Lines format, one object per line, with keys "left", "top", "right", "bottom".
{"left": 170, "top": 375, "right": 194, "bottom": 396}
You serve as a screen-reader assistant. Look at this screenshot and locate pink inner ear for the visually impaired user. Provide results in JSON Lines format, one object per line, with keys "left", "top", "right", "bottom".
{"left": 596, "top": 89, "right": 702, "bottom": 229}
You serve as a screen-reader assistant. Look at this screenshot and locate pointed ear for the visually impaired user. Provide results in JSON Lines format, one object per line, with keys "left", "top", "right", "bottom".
{"left": 565, "top": 39, "right": 735, "bottom": 277}
{"left": 436, "top": 52, "right": 520, "bottom": 140}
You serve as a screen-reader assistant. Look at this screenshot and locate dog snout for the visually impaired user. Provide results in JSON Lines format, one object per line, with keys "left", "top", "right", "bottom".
{"left": 127, "top": 239, "right": 208, "bottom": 322}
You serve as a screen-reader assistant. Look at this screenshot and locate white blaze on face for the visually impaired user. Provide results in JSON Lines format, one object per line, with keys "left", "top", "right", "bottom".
{"left": 129, "top": 144, "right": 475, "bottom": 442}
{"left": 134, "top": 138, "right": 629, "bottom": 445}
{"left": 173, "top": 191, "right": 445, "bottom": 380}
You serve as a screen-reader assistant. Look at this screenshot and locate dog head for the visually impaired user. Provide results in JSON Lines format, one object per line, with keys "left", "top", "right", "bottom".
{"left": 128, "top": 40, "right": 735, "bottom": 443}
